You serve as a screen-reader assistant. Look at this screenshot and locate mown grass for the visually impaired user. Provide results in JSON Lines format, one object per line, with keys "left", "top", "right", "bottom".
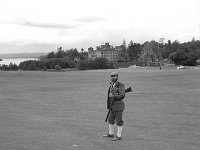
{"left": 0, "top": 68, "right": 200, "bottom": 150}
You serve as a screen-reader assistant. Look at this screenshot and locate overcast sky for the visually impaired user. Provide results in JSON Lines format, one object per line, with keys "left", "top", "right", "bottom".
{"left": 0, "top": 0, "right": 200, "bottom": 54}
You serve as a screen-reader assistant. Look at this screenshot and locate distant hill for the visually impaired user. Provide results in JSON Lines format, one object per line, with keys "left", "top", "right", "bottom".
{"left": 0, "top": 53, "right": 47, "bottom": 59}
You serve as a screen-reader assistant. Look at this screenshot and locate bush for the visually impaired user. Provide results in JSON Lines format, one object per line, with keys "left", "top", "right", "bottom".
{"left": 76, "top": 58, "right": 115, "bottom": 70}
{"left": 19, "top": 60, "right": 38, "bottom": 70}
{"left": 55, "top": 65, "right": 62, "bottom": 71}
{"left": 76, "top": 60, "right": 89, "bottom": 70}
{"left": 185, "top": 52, "right": 199, "bottom": 66}
{"left": 9, "top": 63, "right": 18, "bottom": 71}
{"left": 28, "top": 62, "right": 37, "bottom": 71}
{"left": 169, "top": 51, "right": 199, "bottom": 66}
{"left": 18, "top": 58, "right": 75, "bottom": 71}
{"left": 42, "top": 58, "right": 75, "bottom": 69}
{"left": 43, "top": 66, "right": 47, "bottom": 71}
{"left": 1, "top": 64, "right": 10, "bottom": 71}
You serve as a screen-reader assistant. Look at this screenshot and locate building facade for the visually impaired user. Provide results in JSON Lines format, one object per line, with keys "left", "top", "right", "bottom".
{"left": 88, "top": 43, "right": 122, "bottom": 62}
{"left": 141, "top": 41, "right": 163, "bottom": 66}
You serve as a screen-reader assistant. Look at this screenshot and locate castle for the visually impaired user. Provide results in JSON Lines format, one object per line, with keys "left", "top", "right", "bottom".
{"left": 141, "top": 41, "right": 163, "bottom": 66}
{"left": 88, "top": 43, "right": 125, "bottom": 62}
{"left": 88, "top": 41, "right": 163, "bottom": 66}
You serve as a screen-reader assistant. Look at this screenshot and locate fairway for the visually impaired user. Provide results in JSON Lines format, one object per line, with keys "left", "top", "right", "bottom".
{"left": 0, "top": 68, "right": 200, "bottom": 150}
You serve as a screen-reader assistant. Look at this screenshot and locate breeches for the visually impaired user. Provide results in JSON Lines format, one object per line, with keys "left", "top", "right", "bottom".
{"left": 108, "top": 110, "right": 124, "bottom": 126}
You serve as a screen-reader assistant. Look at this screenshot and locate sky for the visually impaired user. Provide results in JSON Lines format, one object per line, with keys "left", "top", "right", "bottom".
{"left": 0, "top": 0, "right": 200, "bottom": 54}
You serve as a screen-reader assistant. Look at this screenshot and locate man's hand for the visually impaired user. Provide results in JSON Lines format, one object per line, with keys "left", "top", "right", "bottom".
{"left": 109, "top": 93, "right": 114, "bottom": 98}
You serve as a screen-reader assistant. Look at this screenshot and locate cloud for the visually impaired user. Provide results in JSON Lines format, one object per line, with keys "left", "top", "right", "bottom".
{"left": 75, "top": 17, "right": 107, "bottom": 23}
{"left": 21, "top": 20, "right": 77, "bottom": 29}
{"left": 0, "top": 19, "right": 76, "bottom": 29}
{"left": 0, "top": 42, "right": 59, "bottom": 54}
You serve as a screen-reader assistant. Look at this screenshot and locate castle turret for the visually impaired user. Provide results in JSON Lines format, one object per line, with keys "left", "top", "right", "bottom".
{"left": 88, "top": 47, "right": 94, "bottom": 59}
{"left": 88, "top": 47, "right": 93, "bottom": 52}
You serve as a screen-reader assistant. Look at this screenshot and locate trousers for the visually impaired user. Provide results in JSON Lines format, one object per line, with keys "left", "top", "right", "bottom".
{"left": 108, "top": 110, "right": 124, "bottom": 126}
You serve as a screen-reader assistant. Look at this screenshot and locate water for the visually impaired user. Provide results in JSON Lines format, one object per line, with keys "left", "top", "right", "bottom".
{"left": 0, "top": 58, "right": 39, "bottom": 66}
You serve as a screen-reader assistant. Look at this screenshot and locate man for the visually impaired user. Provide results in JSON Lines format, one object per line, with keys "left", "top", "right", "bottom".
{"left": 103, "top": 72, "right": 125, "bottom": 141}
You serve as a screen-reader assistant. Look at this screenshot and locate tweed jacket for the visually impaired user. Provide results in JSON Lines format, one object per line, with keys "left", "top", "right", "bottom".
{"left": 107, "top": 81, "right": 125, "bottom": 111}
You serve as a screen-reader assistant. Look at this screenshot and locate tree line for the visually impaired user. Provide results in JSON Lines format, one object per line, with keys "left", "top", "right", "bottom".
{"left": 126, "top": 38, "right": 200, "bottom": 66}
{"left": 0, "top": 47, "right": 113, "bottom": 71}
{"left": 0, "top": 63, "right": 18, "bottom": 71}
{"left": 1, "top": 38, "right": 200, "bottom": 71}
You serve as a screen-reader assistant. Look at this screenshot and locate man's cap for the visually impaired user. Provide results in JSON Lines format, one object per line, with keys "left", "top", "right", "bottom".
{"left": 110, "top": 72, "right": 118, "bottom": 76}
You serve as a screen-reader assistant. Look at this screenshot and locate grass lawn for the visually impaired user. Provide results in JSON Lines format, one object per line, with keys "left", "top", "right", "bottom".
{"left": 0, "top": 67, "right": 200, "bottom": 150}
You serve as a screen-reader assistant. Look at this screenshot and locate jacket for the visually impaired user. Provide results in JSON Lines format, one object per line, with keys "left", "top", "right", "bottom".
{"left": 107, "top": 81, "right": 125, "bottom": 111}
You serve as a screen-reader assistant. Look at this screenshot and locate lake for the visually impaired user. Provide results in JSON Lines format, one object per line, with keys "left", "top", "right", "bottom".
{"left": 0, "top": 58, "right": 39, "bottom": 65}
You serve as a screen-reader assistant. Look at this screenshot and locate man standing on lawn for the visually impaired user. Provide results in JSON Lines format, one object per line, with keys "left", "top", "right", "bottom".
{"left": 103, "top": 72, "right": 125, "bottom": 141}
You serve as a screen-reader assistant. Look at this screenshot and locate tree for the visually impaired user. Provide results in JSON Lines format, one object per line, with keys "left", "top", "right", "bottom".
{"left": 192, "top": 37, "right": 195, "bottom": 42}
{"left": 127, "top": 41, "right": 141, "bottom": 63}
{"left": 169, "top": 51, "right": 186, "bottom": 65}
{"left": 168, "top": 40, "right": 171, "bottom": 46}
{"left": 28, "top": 62, "right": 37, "bottom": 71}
{"left": 185, "top": 52, "right": 199, "bottom": 66}
{"left": 76, "top": 58, "right": 114, "bottom": 70}
{"left": 171, "top": 40, "right": 181, "bottom": 52}
{"left": 9, "top": 63, "right": 18, "bottom": 71}
{"left": 1, "top": 64, "right": 10, "bottom": 71}
{"left": 47, "top": 51, "right": 55, "bottom": 58}
{"left": 77, "top": 60, "right": 89, "bottom": 70}
{"left": 162, "top": 40, "right": 172, "bottom": 58}
{"left": 55, "top": 47, "right": 66, "bottom": 58}
{"left": 80, "top": 51, "right": 88, "bottom": 60}
{"left": 150, "top": 40, "right": 163, "bottom": 61}
{"left": 122, "top": 39, "right": 127, "bottom": 61}
{"left": 66, "top": 48, "right": 80, "bottom": 61}
{"left": 169, "top": 51, "right": 198, "bottom": 66}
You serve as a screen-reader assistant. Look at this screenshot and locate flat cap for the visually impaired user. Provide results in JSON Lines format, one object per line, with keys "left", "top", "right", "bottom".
{"left": 110, "top": 72, "right": 118, "bottom": 76}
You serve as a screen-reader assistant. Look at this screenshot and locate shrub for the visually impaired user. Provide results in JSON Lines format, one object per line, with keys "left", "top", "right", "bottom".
{"left": 43, "top": 58, "right": 75, "bottom": 69}
{"left": 1, "top": 64, "right": 10, "bottom": 71}
{"left": 18, "top": 58, "right": 75, "bottom": 71}
{"left": 55, "top": 65, "right": 62, "bottom": 71}
{"left": 9, "top": 63, "right": 18, "bottom": 71}
{"left": 169, "top": 51, "right": 198, "bottom": 66}
{"left": 19, "top": 60, "right": 37, "bottom": 70}
{"left": 76, "top": 58, "right": 115, "bottom": 70}
{"left": 28, "top": 62, "right": 37, "bottom": 71}
{"left": 43, "top": 66, "right": 47, "bottom": 71}
{"left": 76, "top": 60, "right": 89, "bottom": 70}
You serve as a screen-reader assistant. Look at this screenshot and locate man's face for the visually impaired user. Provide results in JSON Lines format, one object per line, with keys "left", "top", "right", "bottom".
{"left": 111, "top": 75, "right": 118, "bottom": 82}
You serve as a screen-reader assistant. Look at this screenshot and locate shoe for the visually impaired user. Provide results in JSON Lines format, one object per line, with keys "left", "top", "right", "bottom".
{"left": 112, "top": 135, "right": 122, "bottom": 141}
{"left": 103, "top": 133, "right": 114, "bottom": 138}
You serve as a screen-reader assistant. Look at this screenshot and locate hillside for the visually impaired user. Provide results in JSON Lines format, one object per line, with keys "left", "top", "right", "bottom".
{"left": 0, "top": 53, "right": 47, "bottom": 59}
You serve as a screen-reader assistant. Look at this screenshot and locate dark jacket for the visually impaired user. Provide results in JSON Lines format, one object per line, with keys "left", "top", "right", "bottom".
{"left": 107, "top": 81, "right": 125, "bottom": 111}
